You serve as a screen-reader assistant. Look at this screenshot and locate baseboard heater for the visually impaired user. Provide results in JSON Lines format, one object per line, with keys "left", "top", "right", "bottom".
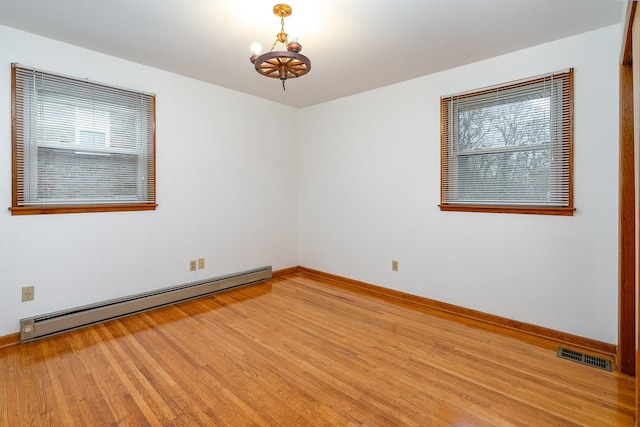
{"left": 19, "top": 265, "right": 272, "bottom": 343}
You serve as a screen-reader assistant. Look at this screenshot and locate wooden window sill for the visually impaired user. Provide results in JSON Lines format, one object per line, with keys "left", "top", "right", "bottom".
{"left": 9, "top": 204, "right": 158, "bottom": 215}
{"left": 439, "top": 204, "right": 575, "bottom": 216}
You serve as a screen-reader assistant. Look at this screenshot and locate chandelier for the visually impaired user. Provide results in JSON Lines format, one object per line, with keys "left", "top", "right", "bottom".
{"left": 249, "top": 4, "right": 311, "bottom": 90}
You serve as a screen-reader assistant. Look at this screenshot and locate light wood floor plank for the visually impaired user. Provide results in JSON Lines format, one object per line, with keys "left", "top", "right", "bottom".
{"left": 0, "top": 273, "right": 635, "bottom": 426}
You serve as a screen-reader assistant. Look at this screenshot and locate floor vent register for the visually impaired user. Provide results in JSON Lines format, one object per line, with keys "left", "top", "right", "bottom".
{"left": 556, "top": 347, "right": 611, "bottom": 372}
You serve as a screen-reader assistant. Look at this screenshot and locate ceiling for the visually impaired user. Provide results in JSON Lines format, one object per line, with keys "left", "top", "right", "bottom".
{"left": 0, "top": 0, "right": 624, "bottom": 108}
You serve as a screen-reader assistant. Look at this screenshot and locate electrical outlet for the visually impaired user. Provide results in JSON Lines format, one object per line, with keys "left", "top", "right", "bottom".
{"left": 392, "top": 260, "right": 399, "bottom": 272}
{"left": 22, "top": 286, "right": 34, "bottom": 302}
{"left": 198, "top": 258, "right": 205, "bottom": 269}
{"left": 189, "top": 260, "right": 197, "bottom": 272}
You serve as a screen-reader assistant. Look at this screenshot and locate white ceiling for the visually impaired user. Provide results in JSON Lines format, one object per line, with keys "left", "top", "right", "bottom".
{"left": 0, "top": 0, "right": 624, "bottom": 108}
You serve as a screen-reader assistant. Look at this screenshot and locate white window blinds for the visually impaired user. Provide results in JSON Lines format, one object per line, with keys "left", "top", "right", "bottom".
{"left": 12, "top": 64, "right": 156, "bottom": 214}
{"left": 440, "top": 69, "right": 573, "bottom": 214}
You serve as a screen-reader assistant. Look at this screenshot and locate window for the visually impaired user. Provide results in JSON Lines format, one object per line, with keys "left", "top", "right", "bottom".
{"left": 440, "top": 69, "right": 574, "bottom": 216}
{"left": 11, "top": 64, "right": 156, "bottom": 215}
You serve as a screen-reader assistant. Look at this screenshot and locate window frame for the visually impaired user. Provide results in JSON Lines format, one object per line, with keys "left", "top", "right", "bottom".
{"left": 439, "top": 69, "right": 574, "bottom": 216}
{"left": 10, "top": 64, "right": 157, "bottom": 215}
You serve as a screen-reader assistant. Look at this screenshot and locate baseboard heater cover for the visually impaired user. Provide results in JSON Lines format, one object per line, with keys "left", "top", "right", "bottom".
{"left": 19, "top": 265, "right": 272, "bottom": 343}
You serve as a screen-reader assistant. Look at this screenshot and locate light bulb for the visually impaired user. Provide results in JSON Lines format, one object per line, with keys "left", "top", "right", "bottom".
{"left": 250, "top": 43, "right": 262, "bottom": 55}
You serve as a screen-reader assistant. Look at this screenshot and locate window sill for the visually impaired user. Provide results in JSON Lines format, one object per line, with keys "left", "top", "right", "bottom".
{"left": 9, "top": 203, "right": 157, "bottom": 216}
{"left": 439, "top": 204, "right": 575, "bottom": 216}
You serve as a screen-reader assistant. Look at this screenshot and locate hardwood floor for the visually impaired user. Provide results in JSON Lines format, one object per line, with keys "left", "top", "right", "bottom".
{"left": 0, "top": 272, "right": 635, "bottom": 426}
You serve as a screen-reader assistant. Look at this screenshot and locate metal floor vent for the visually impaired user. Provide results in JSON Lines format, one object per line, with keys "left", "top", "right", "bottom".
{"left": 556, "top": 347, "right": 611, "bottom": 371}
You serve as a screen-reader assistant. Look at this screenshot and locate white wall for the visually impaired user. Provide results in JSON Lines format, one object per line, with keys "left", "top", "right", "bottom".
{"left": 0, "top": 25, "right": 300, "bottom": 336}
{"left": 0, "top": 23, "right": 622, "bottom": 344}
{"left": 299, "top": 25, "right": 621, "bottom": 344}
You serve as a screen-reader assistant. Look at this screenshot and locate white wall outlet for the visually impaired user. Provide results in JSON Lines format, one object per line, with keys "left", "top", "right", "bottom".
{"left": 392, "top": 260, "right": 399, "bottom": 272}
{"left": 190, "top": 260, "right": 197, "bottom": 272}
{"left": 22, "top": 285, "right": 35, "bottom": 302}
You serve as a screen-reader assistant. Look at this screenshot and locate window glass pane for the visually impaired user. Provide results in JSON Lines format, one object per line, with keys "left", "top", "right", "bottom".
{"left": 110, "top": 108, "right": 139, "bottom": 151}
{"left": 78, "top": 130, "right": 106, "bottom": 147}
{"left": 37, "top": 148, "right": 138, "bottom": 202}
{"left": 37, "top": 93, "right": 75, "bottom": 144}
{"left": 458, "top": 96, "right": 550, "bottom": 152}
{"left": 456, "top": 148, "right": 552, "bottom": 204}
